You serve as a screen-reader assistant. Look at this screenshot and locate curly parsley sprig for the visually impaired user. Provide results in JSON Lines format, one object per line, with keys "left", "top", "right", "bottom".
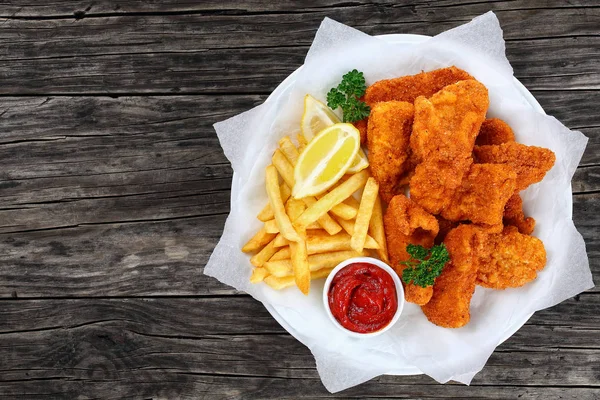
{"left": 327, "top": 69, "right": 370, "bottom": 123}
{"left": 400, "top": 244, "right": 450, "bottom": 288}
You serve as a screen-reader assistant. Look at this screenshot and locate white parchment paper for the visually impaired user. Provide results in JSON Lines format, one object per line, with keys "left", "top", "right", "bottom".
{"left": 205, "top": 12, "right": 593, "bottom": 393}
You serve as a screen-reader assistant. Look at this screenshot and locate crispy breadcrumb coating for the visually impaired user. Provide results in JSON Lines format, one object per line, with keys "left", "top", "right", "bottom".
{"left": 384, "top": 195, "right": 439, "bottom": 305}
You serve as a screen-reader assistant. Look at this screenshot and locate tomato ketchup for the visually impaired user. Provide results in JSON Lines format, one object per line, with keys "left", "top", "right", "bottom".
{"left": 327, "top": 262, "right": 398, "bottom": 334}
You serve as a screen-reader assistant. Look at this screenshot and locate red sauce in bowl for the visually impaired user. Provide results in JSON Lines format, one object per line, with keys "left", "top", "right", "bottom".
{"left": 327, "top": 262, "right": 398, "bottom": 334}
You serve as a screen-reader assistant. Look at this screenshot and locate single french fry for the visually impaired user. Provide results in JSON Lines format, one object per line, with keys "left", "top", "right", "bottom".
{"left": 272, "top": 150, "right": 295, "bottom": 188}
{"left": 273, "top": 234, "right": 289, "bottom": 248}
{"left": 295, "top": 170, "right": 370, "bottom": 228}
{"left": 351, "top": 178, "right": 379, "bottom": 253}
{"left": 315, "top": 193, "right": 357, "bottom": 220}
{"left": 369, "top": 195, "right": 389, "bottom": 263}
{"left": 334, "top": 216, "right": 380, "bottom": 249}
{"left": 300, "top": 196, "right": 341, "bottom": 235}
{"left": 290, "top": 234, "right": 310, "bottom": 295}
{"left": 242, "top": 226, "right": 277, "bottom": 253}
{"left": 257, "top": 183, "right": 291, "bottom": 222}
{"left": 250, "top": 267, "right": 269, "bottom": 283}
{"left": 265, "top": 165, "right": 300, "bottom": 242}
{"left": 264, "top": 219, "right": 279, "bottom": 234}
{"left": 264, "top": 250, "right": 364, "bottom": 277}
{"left": 264, "top": 268, "right": 333, "bottom": 290}
{"left": 250, "top": 237, "right": 279, "bottom": 267}
{"left": 279, "top": 136, "right": 300, "bottom": 166}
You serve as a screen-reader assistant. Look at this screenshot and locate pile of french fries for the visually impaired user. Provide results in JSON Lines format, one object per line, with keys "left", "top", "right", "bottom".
{"left": 242, "top": 134, "right": 389, "bottom": 294}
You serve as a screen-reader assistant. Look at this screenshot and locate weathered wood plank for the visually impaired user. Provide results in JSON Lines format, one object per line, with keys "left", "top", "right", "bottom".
{"left": 0, "top": 8, "right": 597, "bottom": 93}
{"left": 0, "top": 0, "right": 597, "bottom": 18}
{"left": 0, "top": 297, "right": 599, "bottom": 398}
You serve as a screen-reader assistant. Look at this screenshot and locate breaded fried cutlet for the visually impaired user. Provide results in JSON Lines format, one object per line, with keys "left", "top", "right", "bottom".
{"left": 421, "top": 225, "right": 485, "bottom": 328}
{"left": 473, "top": 142, "right": 556, "bottom": 191}
{"left": 384, "top": 194, "right": 439, "bottom": 305}
{"left": 442, "top": 164, "right": 517, "bottom": 226}
{"left": 476, "top": 226, "right": 546, "bottom": 289}
{"left": 367, "top": 101, "right": 414, "bottom": 203}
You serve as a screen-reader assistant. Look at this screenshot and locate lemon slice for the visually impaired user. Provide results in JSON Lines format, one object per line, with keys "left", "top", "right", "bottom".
{"left": 293, "top": 123, "right": 361, "bottom": 199}
{"left": 347, "top": 148, "right": 369, "bottom": 173}
{"left": 301, "top": 94, "right": 341, "bottom": 141}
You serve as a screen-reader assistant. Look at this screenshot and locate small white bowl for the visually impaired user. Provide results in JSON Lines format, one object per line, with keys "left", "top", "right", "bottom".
{"left": 322, "top": 256, "right": 405, "bottom": 338}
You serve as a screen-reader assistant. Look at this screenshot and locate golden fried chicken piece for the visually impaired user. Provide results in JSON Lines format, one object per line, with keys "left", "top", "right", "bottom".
{"left": 353, "top": 118, "right": 369, "bottom": 145}
{"left": 473, "top": 142, "right": 556, "bottom": 191}
{"left": 503, "top": 193, "right": 536, "bottom": 235}
{"left": 384, "top": 194, "right": 439, "bottom": 305}
{"left": 367, "top": 101, "right": 414, "bottom": 203}
{"left": 410, "top": 80, "right": 489, "bottom": 163}
{"left": 422, "top": 225, "right": 485, "bottom": 328}
{"left": 354, "top": 67, "right": 473, "bottom": 144}
{"left": 442, "top": 164, "right": 517, "bottom": 226}
{"left": 409, "top": 157, "right": 473, "bottom": 215}
{"left": 365, "top": 66, "right": 474, "bottom": 105}
{"left": 476, "top": 226, "right": 546, "bottom": 289}
{"left": 475, "top": 118, "right": 515, "bottom": 146}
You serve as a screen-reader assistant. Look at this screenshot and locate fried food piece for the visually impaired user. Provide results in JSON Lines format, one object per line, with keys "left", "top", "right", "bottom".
{"left": 384, "top": 195, "right": 439, "bottom": 305}
{"left": 421, "top": 225, "right": 484, "bottom": 328}
{"left": 367, "top": 101, "right": 414, "bottom": 203}
{"left": 410, "top": 80, "right": 489, "bottom": 163}
{"left": 353, "top": 118, "right": 368, "bottom": 145}
{"left": 476, "top": 226, "right": 546, "bottom": 289}
{"left": 365, "top": 66, "right": 474, "bottom": 105}
{"left": 473, "top": 142, "right": 556, "bottom": 191}
{"left": 503, "top": 193, "right": 536, "bottom": 235}
{"left": 475, "top": 118, "right": 515, "bottom": 146}
{"left": 409, "top": 157, "right": 473, "bottom": 215}
{"left": 354, "top": 67, "right": 473, "bottom": 145}
{"left": 442, "top": 164, "right": 517, "bottom": 226}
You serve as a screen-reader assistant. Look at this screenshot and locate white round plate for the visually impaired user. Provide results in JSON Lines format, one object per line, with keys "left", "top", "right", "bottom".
{"left": 237, "top": 33, "right": 560, "bottom": 376}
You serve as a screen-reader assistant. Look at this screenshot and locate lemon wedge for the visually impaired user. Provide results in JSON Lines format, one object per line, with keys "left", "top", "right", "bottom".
{"left": 301, "top": 94, "right": 341, "bottom": 141}
{"left": 293, "top": 123, "right": 361, "bottom": 199}
{"left": 347, "top": 148, "right": 369, "bottom": 173}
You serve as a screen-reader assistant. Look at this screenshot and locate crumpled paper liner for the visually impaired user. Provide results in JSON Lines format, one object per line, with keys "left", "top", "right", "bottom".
{"left": 205, "top": 11, "right": 593, "bottom": 393}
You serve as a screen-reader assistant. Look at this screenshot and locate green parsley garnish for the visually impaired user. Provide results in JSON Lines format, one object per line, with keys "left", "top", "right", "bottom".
{"left": 326, "top": 69, "right": 371, "bottom": 123}
{"left": 399, "top": 244, "right": 450, "bottom": 288}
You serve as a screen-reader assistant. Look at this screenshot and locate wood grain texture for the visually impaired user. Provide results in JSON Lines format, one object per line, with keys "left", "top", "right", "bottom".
{"left": 0, "top": 1, "right": 598, "bottom": 398}
{"left": 0, "top": 4, "right": 598, "bottom": 93}
{"left": 0, "top": 296, "right": 599, "bottom": 399}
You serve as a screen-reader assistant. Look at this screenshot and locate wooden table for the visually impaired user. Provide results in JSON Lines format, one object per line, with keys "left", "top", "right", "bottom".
{"left": 0, "top": 1, "right": 598, "bottom": 398}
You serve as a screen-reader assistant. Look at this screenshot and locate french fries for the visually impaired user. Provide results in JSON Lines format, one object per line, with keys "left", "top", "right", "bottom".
{"left": 250, "top": 267, "right": 269, "bottom": 283}
{"left": 369, "top": 195, "right": 389, "bottom": 263}
{"left": 250, "top": 237, "right": 278, "bottom": 267}
{"left": 264, "top": 250, "right": 365, "bottom": 278}
{"left": 265, "top": 268, "right": 333, "bottom": 290}
{"left": 294, "top": 170, "right": 370, "bottom": 228}
{"left": 265, "top": 165, "right": 301, "bottom": 242}
{"left": 334, "top": 216, "right": 380, "bottom": 249}
{"left": 242, "top": 227, "right": 277, "bottom": 253}
{"left": 270, "top": 231, "right": 380, "bottom": 261}
{"left": 351, "top": 178, "right": 379, "bottom": 253}
{"left": 245, "top": 127, "right": 390, "bottom": 294}
{"left": 257, "top": 183, "right": 291, "bottom": 222}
